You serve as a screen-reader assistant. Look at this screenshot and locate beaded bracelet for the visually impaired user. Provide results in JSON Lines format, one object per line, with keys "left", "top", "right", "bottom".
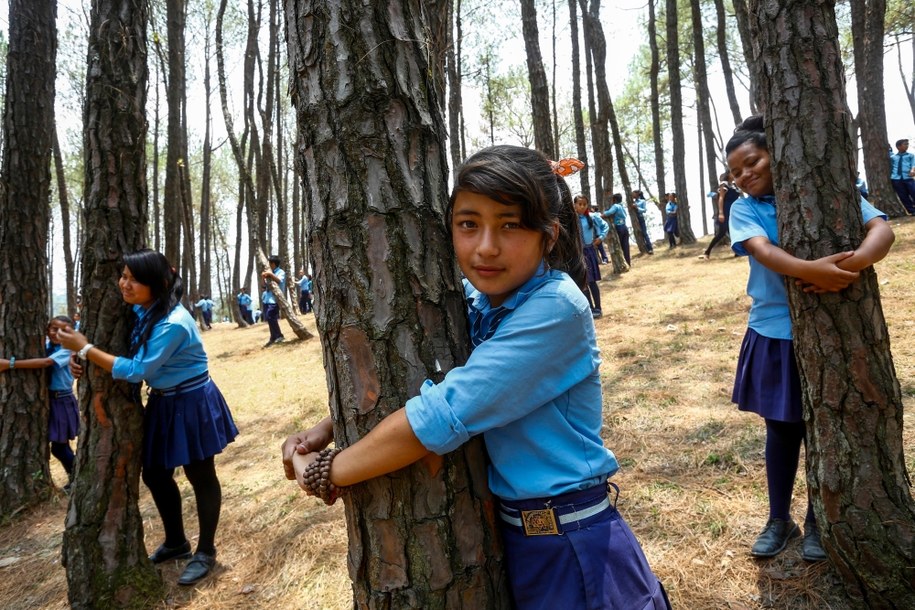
{"left": 301, "top": 447, "right": 345, "bottom": 506}
{"left": 9, "top": 356, "right": 15, "bottom": 370}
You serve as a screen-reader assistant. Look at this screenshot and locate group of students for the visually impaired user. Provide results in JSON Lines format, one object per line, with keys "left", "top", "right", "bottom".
{"left": 0, "top": 113, "right": 895, "bottom": 605}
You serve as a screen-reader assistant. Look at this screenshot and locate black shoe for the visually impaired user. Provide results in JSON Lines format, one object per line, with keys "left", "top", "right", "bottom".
{"left": 750, "top": 518, "right": 799, "bottom": 557}
{"left": 263, "top": 339, "right": 275, "bottom": 347}
{"left": 149, "top": 541, "right": 192, "bottom": 564}
{"left": 802, "top": 522, "right": 827, "bottom": 562}
{"left": 177, "top": 551, "right": 216, "bottom": 586}
{"left": 274, "top": 337, "right": 285, "bottom": 344}
{"left": 591, "top": 308, "right": 603, "bottom": 319}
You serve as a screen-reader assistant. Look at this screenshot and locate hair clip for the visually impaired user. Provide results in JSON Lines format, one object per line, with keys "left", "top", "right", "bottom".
{"left": 550, "top": 158, "right": 585, "bottom": 177}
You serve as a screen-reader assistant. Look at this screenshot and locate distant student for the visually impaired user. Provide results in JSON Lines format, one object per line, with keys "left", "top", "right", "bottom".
{"left": 261, "top": 255, "right": 287, "bottom": 346}
{"left": 574, "top": 194, "right": 610, "bottom": 318}
{"left": 889, "top": 138, "right": 915, "bottom": 214}
{"left": 727, "top": 116, "right": 894, "bottom": 562}
{"left": 664, "top": 192, "right": 679, "bottom": 249}
{"left": 236, "top": 287, "right": 254, "bottom": 324}
{"left": 631, "top": 189, "right": 654, "bottom": 255}
{"left": 194, "top": 295, "right": 215, "bottom": 329}
{"left": 294, "top": 270, "right": 313, "bottom": 314}
{"left": 700, "top": 171, "right": 740, "bottom": 259}
{"left": 282, "top": 145, "right": 670, "bottom": 609}
{"left": 603, "top": 192, "right": 631, "bottom": 266}
{"left": 0, "top": 316, "right": 80, "bottom": 492}
{"left": 59, "top": 249, "right": 239, "bottom": 585}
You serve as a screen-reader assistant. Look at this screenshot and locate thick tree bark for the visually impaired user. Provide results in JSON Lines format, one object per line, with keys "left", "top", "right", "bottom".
{"left": 520, "top": 0, "right": 556, "bottom": 158}
{"left": 851, "top": 0, "right": 907, "bottom": 218}
{"left": 285, "top": 1, "right": 509, "bottom": 606}
{"left": 447, "top": 0, "right": 464, "bottom": 178}
{"left": 61, "top": 0, "right": 163, "bottom": 606}
{"left": 164, "top": 0, "right": 188, "bottom": 267}
{"left": 648, "top": 0, "right": 667, "bottom": 225}
{"left": 691, "top": 0, "right": 721, "bottom": 201}
{"left": 748, "top": 1, "right": 915, "bottom": 607}
{"left": 732, "top": 0, "right": 759, "bottom": 114}
{"left": 666, "top": 0, "right": 696, "bottom": 244}
{"left": 568, "top": 0, "right": 591, "bottom": 202}
{"left": 581, "top": 1, "right": 602, "bottom": 201}
{"left": 198, "top": 6, "right": 215, "bottom": 299}
{"left": 713, "top": 0, "right": 743, "bottom": 126}
{"left": 0, "top": 0, "right": 56, "bottom": 516}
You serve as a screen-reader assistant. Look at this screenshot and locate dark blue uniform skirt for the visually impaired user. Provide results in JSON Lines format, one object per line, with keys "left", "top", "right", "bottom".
{"left": 498, "top": 484, "right": 669, "bottom": 610}
{"left": 732, "top": 328, "right": 803, "bottom": 423}
{"left": 583, "top": 245, "right": 602, "bottom": 283}
{"left": 48, "top": 391, "right": 79, "bottom": 443}
{"left": 663, "top": 214, "right": 678, "bottom": 236}
{"left": 144, "top": 372, "right": 239, "bottom": 470}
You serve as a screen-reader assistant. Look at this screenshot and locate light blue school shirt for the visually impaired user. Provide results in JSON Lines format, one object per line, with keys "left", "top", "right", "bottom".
{"left": 262, "top": 267, "right": 286, "bottom": 305}
{"left": 112, "top": 304, "right": 209, "bottom": 389}
{"left": 890, "top": 151, "right": 914, "bottom": 180}
{"left": 47, "top": 345, "right": 74, "bottom": 391}
{"left": 194, "top": 298, "right": 214, "bottom": 312}
{"left": 405, "top": 267, "right": 619, "bottom": 501}
{"left": 237, "top": 292, "right": 252, "bottom": 307}
{"left": 634, "top": 198, "right": 648, "bottom": 216}
{"left": 665, "top": 201, "right": 677, "bottom": 215}
{"left": 578, "top": 213, "right": 609, "bottom": 244}
{"left": 604, "top": 203, "right": 628, "bottom": 227}
{"left": 729, "top": 194, "right": 885, "bottom": 340}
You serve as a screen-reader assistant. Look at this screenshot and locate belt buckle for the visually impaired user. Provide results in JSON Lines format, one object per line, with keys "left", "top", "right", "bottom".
{"left": 520, "top": 507, "right": 560, "bottom": 536}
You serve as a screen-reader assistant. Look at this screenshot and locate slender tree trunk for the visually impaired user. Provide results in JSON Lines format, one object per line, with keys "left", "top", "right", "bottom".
{"left": 551, "top": 0, "right": 560, "bottom": 153}
{"left": 0, "top": 0, "right": 56, "bottom": 515}
{"left": 697, "top": 120, "right": 709, "bottom": 235}
{"left": 61, "top": 0, "right": 163, "bottom": 605}
{"left": 447, "top": 0, "right": 464, "bottom": 178}
{"left": 520, "top": 0, "right": 556, "bottom": 158}
{"left": 713, "top": 0, "right": 743, "bottom": 126}
{"left": 732, "top": 0, "right": 758, "bottom": 113}
{"left": 53, "top": 129, "right": 78, "bottom": 316}
{"left": 164, "top": 0, "right": 188, "bottom": 266}
{"left": 666, "top": 0, "right": 696, "bottom": 244}
{"left": 748, "top": 1, "right": 915, "bottom": 606}
{"left": 581, "top": 1, "right": 602, "bottom": 202}
{"left": 568, "top": 0, "right": 591, "bottom": 203}
{"left": 285, "top": 1, "right": 509, "bottom": 606}
{"left": 198, "top": 6, "right": 215, "bottom": 298}
{"left": 895, "top": 32, "right": 915, "bottom": 125}
{"left": 691, "top": 0, "right": 720, "bottom": 199}
{"left": 851, "top": 0, "right": 906, "bottom": 218}
{"left": 648, "top": 0, "right": 667, "bottom": 225}
{"left": 581, "top": 0, "right": 615, "bottom": 214}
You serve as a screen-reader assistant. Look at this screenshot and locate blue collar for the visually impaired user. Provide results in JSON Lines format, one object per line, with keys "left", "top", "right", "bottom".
{"left": 466, "top": 262, "right": 551, "bottom": 314}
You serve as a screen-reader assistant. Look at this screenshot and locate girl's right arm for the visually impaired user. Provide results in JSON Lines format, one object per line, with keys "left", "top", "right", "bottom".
{"left": 0, "top": 357, "right": 54, "bottom": 371}
{"left": 743, "top": 236, "right": 859, "bottom": 292}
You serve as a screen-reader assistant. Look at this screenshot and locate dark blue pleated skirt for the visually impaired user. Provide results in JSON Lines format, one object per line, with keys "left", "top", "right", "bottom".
{"left": 499, "top": 485, "right": 669, "bottom": 610}
{"left": 48, "top": 392, "right": 79, "bottom": 443}
{"left": 663, "top": 214, "right": 679, "bottom": 236}
{"left": 583, "top": 245, "right": 602, "bottom": 282}
{"left": 732, "top": 328, "right": 803, "bottom": 423}
{"left": 143, "top": 373, "right": 239, "bottom": 469}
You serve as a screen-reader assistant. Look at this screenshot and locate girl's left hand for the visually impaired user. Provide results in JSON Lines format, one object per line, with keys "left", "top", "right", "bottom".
{"left": 592, "top": 238, "right": 602, "bottom": 247}
{"left": 57, "top": 326, "right": 88, "bottom": 352}
{"left": 291, "top": 451, "right": 321, "bottom": 493}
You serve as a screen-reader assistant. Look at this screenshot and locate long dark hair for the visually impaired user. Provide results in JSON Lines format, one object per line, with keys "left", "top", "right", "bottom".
{"left": 122, "top": 249, "right": 183, "bottom": 356}
{"left": 448, "top": 145, "right": 586, "bottom": 286}
{"left": 726, "top": 115, "right": 767, "bottom": 156}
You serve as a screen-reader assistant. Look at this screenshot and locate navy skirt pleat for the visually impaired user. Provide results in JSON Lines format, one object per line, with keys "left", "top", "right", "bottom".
{"left": 731, "top": 328, "right": 803, "bottom": 423}
{"left": 48, "top": 393, "right": 79, "bottom": 443}
{"left": 583, "top": 245, "right": 602, "bottom": 282}
{"left": 143, "top": 379, "right": 239, "bottom": 469}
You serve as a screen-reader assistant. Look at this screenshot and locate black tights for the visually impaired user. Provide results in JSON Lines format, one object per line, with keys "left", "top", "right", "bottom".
{"left": 50, "top": 441, "right": 74, "bottom": 476}
{"left": 583, "top": 281, "right": 602, "bottom": 311}
{"left": 705, "top": 222, "right": 729, "bottom": 256}
{"left": 142, "top": 456, "right": 222, "bottom": 555}
{"left": 765, "top": 419, "right": 815, "bottom": 525}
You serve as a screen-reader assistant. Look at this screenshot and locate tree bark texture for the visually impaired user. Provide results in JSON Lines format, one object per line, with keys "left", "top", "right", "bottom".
{"left": 520, "top": 0, "right": 556, "bottom": 159}
{"left": 691, "top": 0, "right": 721, "bottom": 196}
{"left": 284, "top": 1, "right": 509, "bottom": 607}
{"left": 53, "top": 129, "right": 79, "bottom": 317}
{"left": 0, "top": 0, "right": 56, "bottom": 516}
{"left": 850, "top": 0, "right": 906, "bottom": 218}
{"left": 666, "top": 0, "right": 696, "bottom": 244}
{"left": 747, "top": 1, "right": 915, "bottom": 607}
{"left": 713, "top": 0, "right": 743, "bottom": 126}
{"left": 731, "top": 0, "right": 759, "bottom": 114}
{"left": 164, "top": 0, "right": 189, "bottom": 268}
{"left": 61, "top": 0, "right": 163, "bottom": 606}
{"left": 648, "top": 0, "right": 667, "bottom": 225}
{"left": 568, "top": 0, "right": 591, "bottom": 203}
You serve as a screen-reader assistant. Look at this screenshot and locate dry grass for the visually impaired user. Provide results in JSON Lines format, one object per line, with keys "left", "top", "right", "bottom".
{"left": 1, "top": 218, "right": 914, "bottom": 609}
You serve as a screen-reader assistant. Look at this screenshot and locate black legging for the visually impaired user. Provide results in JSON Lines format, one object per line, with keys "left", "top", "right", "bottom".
{"left": 704, "top": 219, "right": 729, "bottom": 256}
{"left": 764, "top": 419, "right": 815, "bottom": 525}
{"left": 142, "top": 456, "right": 222, "bottom": 555}
{"left": 50, "top": 441, "right": 74, "bottom": 476}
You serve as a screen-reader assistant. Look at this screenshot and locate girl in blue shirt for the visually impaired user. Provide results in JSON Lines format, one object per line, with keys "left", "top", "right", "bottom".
{"left": 663, "top": 193, "right": 679, "bottom": 248}
{"left": 1, "top": 315, "right": 80, "bottom": 492}
{"left": 726, "top": 116, "right": 894, "bottom": 562}
{"left": 573, "top": 193, "right": 610, "bottom": 319}
{"left": 603, "top": 192, "right": 632, "bottom": 266}
{"left": 282, "top": 145, "right": 669, "bottom": 609}
{"left": 59, "top": 249, "right": 239, "bottom": 586}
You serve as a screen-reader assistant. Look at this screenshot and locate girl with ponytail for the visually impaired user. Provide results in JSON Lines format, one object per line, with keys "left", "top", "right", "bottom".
{"left": 59, "top": 249, "right": 238, "bottom": 586}
{"left": 282, "top": 146, "right": 670, "bottom": 608}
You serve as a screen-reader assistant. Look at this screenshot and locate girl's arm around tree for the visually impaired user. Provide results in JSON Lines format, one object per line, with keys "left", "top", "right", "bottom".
{"left": 0, "top": 357, "right": 54, "bottom": 371}
{"left": 835, "top": 218, "right": 894, "bottom": 272}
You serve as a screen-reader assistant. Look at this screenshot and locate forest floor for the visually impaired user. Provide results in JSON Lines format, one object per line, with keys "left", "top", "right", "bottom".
{"left": 2, "top": 217, "right": 914, "bottom": 610}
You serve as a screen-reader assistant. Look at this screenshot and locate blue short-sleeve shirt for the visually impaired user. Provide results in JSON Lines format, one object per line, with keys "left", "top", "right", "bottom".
{"left": 578, "top": 213, "right": 609, "bottom": 243}
{"left": 112, "top": 304, "right": 209, "bottom": 388}
{"left": 405, "top": 268, "right": 619, "bottom": 500}
{"left": 48, "top": 345, "right": 74, "bottom": 391}
{"left": 262, "top": 268, "right": 286, "bottom": 305}
{"left": 729, "top": 194, "right": 886, "bottom": 339}
{"left": 605, "top": 203, "right": 628, "bottom": 227}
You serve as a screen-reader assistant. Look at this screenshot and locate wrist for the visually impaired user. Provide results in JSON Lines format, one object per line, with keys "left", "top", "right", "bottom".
{"left": 77, "top": 344, "right": 94, "bottom": 360}
{"left": 8, "top": 356, "right": 15, "bottom": 370}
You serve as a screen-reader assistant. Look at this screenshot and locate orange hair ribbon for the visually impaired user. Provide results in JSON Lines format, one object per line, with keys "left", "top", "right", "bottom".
{"left": 549, "top": 158, "right": 585, "bottom": 177}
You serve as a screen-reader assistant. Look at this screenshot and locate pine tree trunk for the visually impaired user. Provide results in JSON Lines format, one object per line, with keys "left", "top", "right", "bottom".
{"left": 285, "top": 1, "right": 509, "bottom": 606}
{"left": 568, "top": 0, "right": 591, "bottom": 202}
{"left": 648, "top": 0, "right": 667, "bottom": 226}
{"left": 520, "top": 0, "right": 556, "bottom": 159}
{"left": 53, "top": 129, "right": 78, "bottom": 317}
{"left": 748, "top": 1, "right": 915, "bottom": 606}
{"left": 731, "top": 0, "right": 758, "bottom": 114}
{"left": 0, "top": 0, "right": 56, "bottom": 516}
{"left": 713, "top": 0, "right": 743, "bottom": 126}
{"left": 164, "top": 0, "right": 188, "bottom": 266}
{"left": 691, "top": 0, "right": 720, "bottom": 198}
{"left": 666, "top": 0, "right": 696, "bottom": 244}
{"left": 446, "top": 0, "right": 464, "bottom": 179}
{"left": 850, "top": 0, "right": 907, "bottom": 218}
{"left": 61, "top": 0, "right": 164, "bottom": 605}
